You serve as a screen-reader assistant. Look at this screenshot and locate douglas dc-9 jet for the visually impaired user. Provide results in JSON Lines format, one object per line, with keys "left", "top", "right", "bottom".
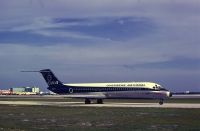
{"left": 23, "top": 69, "right": 172, "bottom": 105}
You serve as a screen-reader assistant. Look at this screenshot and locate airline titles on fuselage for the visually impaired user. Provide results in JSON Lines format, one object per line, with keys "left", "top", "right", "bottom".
{"left": 106, "top": 83, "right": 145, "bottom": 87}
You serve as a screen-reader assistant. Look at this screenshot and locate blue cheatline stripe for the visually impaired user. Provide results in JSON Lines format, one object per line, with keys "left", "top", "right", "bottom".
{"left": 48, "top": 85, "right": 162, "bottom": 94}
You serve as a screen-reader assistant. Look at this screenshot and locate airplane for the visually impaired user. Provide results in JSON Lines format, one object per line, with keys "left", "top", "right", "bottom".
{"left": 23, "top": 69, "right": 172, "bottom": 105}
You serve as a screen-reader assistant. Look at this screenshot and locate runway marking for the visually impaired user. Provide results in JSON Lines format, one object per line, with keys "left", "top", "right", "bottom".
{"left": 0, "top": 101, "right": 200, "bottom": 108}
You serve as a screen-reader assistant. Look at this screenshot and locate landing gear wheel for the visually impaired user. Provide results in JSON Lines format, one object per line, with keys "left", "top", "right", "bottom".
{"left": 85, "top": 99, "right": 91, "bottom": 104}
{"left": 97, "top": 99, "right": 103, "bottom": 104}
{"left": 159, "top": 99, "right": 164, "bottom": 105}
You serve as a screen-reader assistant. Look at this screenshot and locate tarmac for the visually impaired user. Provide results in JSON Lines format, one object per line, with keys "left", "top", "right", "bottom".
{"left": 0, "top": 94, "right": 199, "bottom": 108}
{"left": 0, "top": 94, "right": 200, "bottom": 98}
{"left": 0, "top": 101, "right": 199, "bottom": 108}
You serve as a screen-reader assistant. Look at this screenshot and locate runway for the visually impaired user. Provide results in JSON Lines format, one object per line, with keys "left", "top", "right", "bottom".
{"left": 0, "top": 94, "right": 199, "bottom": 108}
{"left": 0, "top": 94, "right": 200, "bottom": 98}
{"left": 0, "top": 101, "right": 200, "bottom": 108}
{"left": 172, "top": 94, "right": 200, "bottom": 98}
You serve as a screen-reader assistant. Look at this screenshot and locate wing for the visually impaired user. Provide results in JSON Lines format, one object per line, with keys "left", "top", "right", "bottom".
{"left": 64, "top": 92, "right": 106, "bottom": 99}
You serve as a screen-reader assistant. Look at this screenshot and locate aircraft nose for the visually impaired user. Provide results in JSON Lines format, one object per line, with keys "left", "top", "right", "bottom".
{"left": 166, "top": 91, "right": 172, "bottom": 97}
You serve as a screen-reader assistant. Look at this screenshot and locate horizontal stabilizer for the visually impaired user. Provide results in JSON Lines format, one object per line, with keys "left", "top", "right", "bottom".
{"left": 21, "top": 70, "right": 40, "bottom": 72}
{"left": 21, "top": 70, "right": 51, "bottom": 73}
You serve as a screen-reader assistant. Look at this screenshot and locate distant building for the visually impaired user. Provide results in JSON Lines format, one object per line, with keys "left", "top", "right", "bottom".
{"left": 32, "top": 87, "right": 40, "bottom": 93}
{"left": 25, "top": 87, "right": 32, "bottom": 92}
{"left": 0, "top": 89, "right": 12, "bottom": 95}
{"left": 11, "top": 87, "right": 25, "bottom": 93}
{"left": 11, "top": 86, "right": 40, "bottom": 95}
{"left": 185, "top": 91, "right": 190, "bottom": 94}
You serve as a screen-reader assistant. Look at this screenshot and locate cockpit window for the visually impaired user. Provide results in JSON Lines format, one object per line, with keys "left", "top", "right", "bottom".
{"left": 153, "top": 85, "right": 161, "bottom": 90}
{"left": 153, "top": 85, "right": 168, "bottom": 91}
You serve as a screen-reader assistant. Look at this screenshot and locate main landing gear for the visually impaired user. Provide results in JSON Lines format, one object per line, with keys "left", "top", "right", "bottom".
{"left": 159, "top": 99, "right": 164, "bottom": 105}
{"left": 85, "top": 98, "right": 91, "bottom": 104}
{"left": 97, "top": 99, "right": 103, "bottom": 104}
{"left": 84, "top": 99, "right": 103, "bottom": 104}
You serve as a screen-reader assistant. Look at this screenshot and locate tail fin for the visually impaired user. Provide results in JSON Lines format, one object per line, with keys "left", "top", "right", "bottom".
{"left": 39, "top": 69, "right": 63, "bottom": 86}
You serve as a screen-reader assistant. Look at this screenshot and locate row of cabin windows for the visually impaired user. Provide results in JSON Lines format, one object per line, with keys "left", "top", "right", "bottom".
{"left": 71, "top": 87, "right": 155, "bottom": 92}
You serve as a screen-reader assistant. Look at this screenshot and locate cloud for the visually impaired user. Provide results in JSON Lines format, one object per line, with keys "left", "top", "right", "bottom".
{"left": 0, "top": 43, "right": 199, "bottom": 91}
{"left": 0, "top": 42, "right": 198, "bottom": 70}
{"left": 0, "top": 17, "right": 156, "bottom": 44}
{"left": 1, "top": 0, "right": 199, "bottom": 44}
{"left": 9, "top": 17, "right": 60, "bottom": 32}
{"left": 0, "top": 0, "right": 200, "bottom": 91}
{"left": 123, "top": 57, "right": 200, "bottom": 70}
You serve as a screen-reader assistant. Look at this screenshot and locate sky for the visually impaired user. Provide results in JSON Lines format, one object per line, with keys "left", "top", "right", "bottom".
{"left": 0, "top": 0, "right": 200, "bottom": 92}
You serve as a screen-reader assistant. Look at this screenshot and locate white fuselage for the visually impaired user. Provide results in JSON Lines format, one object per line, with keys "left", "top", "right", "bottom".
{"left": 64, "top": 82, "right": 171, "bottom": 99}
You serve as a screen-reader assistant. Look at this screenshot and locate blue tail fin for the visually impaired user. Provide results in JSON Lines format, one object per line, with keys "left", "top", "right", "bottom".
{"left": 39, "top": 69, "right": 63, "bottom": 86}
